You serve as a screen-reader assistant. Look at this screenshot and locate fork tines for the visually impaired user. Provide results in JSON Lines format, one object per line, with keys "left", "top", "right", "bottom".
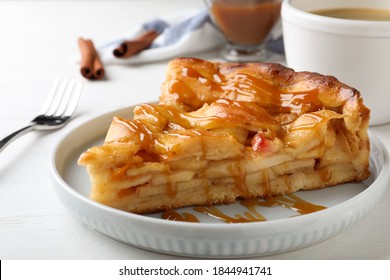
{"left": 39, "top": 78, "right": 83, "bottom": 118}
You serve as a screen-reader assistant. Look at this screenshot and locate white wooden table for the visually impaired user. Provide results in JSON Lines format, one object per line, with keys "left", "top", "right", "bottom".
{"left": 1, "top": 0, "right": 389, "bottom": 260}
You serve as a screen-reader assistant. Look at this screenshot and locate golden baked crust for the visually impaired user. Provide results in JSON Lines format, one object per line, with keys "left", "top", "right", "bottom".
{"left": 78, "top": 58, "right": 370, "bottom": 214}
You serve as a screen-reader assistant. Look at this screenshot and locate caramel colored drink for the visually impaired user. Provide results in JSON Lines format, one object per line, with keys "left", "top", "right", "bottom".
{"left": 210, "top": 0, "right": 281, "bottom": 46}
{"left": 205, "top": 0, "right": 282, "bottom": 61}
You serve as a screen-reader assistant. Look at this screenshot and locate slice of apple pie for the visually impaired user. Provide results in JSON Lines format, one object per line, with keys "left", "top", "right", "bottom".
{"left": 78, "top": 58, "right": 370, "bottom": 214}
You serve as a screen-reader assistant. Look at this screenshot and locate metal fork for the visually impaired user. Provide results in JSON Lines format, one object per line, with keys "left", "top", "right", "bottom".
{"left": 0, "top": 78, "right": 82, "bottom": 153}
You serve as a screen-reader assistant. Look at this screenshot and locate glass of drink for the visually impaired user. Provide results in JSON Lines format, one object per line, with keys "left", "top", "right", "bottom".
{"left": 205, "top": 0, "right": 282, "bottom": 61}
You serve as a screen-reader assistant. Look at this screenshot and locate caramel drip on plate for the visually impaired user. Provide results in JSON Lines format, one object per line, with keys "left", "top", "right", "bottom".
{"left": 193, "top": 206, "right": 266, "bottom": 223}
{"left": 161, "top": 194, "right": 326, "bottom": 223}
{"left": 162, "top": 211, "right": 199, "bottom": 223}
{"left": 242, "top": 194, "right": 326, "bottom": 215}
{"left": 274, "top": 194, "right": 327, "bottom": 214}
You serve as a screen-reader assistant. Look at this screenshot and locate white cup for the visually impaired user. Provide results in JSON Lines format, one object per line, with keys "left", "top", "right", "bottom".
{"left": 281, "top": 0, "right": 390, "bottom": 125}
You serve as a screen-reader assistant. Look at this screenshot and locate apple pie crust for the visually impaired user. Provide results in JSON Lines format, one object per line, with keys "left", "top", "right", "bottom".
{"left": 78, "top": 58, "right": 370, "bottom": 214}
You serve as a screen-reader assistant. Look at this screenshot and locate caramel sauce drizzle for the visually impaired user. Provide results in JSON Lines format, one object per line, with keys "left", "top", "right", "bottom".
{"left": 193, "top": 206, "right": 266, "bottom": 223}
{"left": 261, "top": 169, "right": 271, "bottom": 196}
{"left": 288, "top": 112, "right": 328, "bottom": 133}
{"left": 199, "top": 135, "right": 212, "bottom": 199}
{"left": 183, "top": 67, "right": 222, "bottom": 92}
{"left": 162, "top": 211, "right": 199, "bottom": 223}
{"left": 114, "top": 69, "right": 328, "bottom": 172}
{"left": 169, "top": 79, "right": 203, "bottom": 108}
{"left": 120, "top": 66, "right": 330, "bottom": 222}
{"left": 116, "top": 68, "right": 327, "bottom": 162}
{"left": 161, "top": 194, "right": 326, "bottom": 223}
{"left": 113, "top": 117, "right": 164, "bottom": 154}
{"left": 140, "top": 101, "right": 275, "bottom": 132}
{"left": 166, "top": 168, "right": 176, "bottom": 197}
{"left": 111, "top": 162, "right": 134, "bottom": 181}
{"left": 319, "top": 167, "right": 332, "bottom": 182}
{"left": 173, "top": 67, "right": 322, "bottom": 115}
{"left": 241, "top": 194, "right": 326, "bottom": 215}
{"left": 227, "top": 159, "right": 249, "bottom": 195}
{"left": 238, "top": 158, "right": 248, "bottom": 194}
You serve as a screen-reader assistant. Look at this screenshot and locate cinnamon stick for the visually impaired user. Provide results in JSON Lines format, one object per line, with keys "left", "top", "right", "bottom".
{"left": 92, "top": 46, "right": 105, "bottom": 80}
{"left": 113, "top": 30, "right": 159, "bottom": 58}
{"left": 78, "top": 37, "right": 105, "bottom": 80}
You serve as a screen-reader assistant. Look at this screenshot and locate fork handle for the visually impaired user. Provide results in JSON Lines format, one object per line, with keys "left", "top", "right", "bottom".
{"left": 0, "top": 124, "right": 36, "bottom": 153}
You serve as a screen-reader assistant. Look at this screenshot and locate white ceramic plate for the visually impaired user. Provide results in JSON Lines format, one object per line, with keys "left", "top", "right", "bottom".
{"left": 51, "top": 106, "right": 390, "bottom": 258}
